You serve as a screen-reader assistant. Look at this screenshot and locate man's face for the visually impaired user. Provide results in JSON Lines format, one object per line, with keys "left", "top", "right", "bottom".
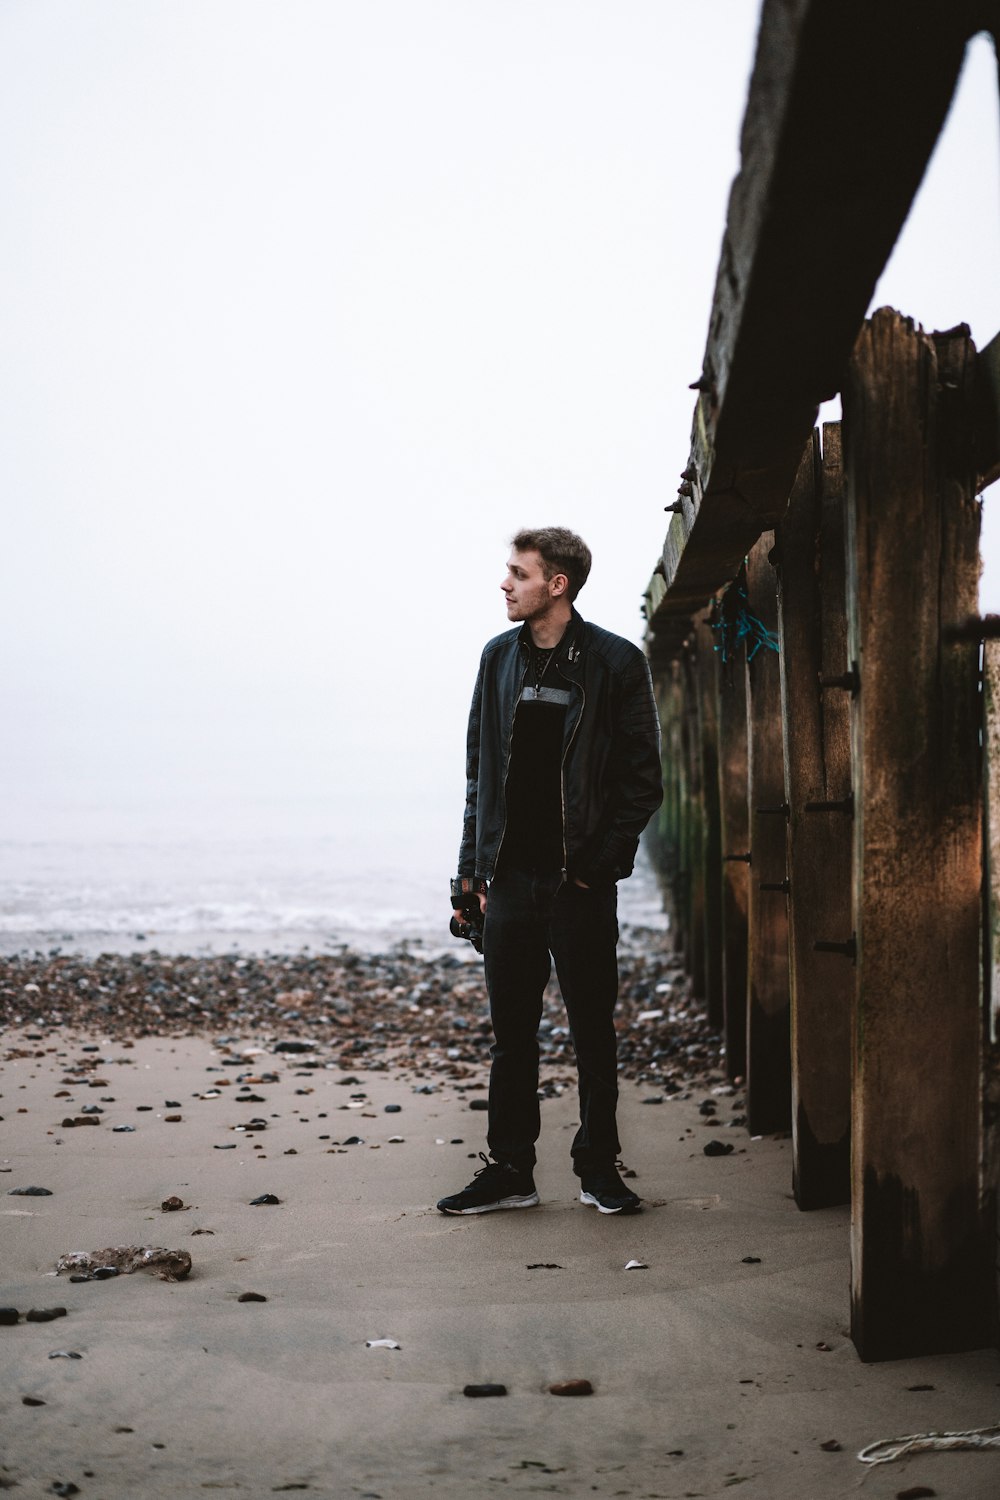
{"left": 501, "top": 548, "right": 563, "bottom": 622}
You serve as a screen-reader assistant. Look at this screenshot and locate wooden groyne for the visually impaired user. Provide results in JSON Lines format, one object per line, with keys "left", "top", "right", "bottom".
{"left": 642, "top": 0, "right": 1000, "bottom": 1361}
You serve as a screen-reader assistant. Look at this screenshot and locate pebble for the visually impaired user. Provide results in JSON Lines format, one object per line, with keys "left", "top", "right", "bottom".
{"left": 214, "top": 1144, "right": 237, "bottom": 1150}
{"left": 384, "top": 1104, "right": 402, "bottom": 1113}
{"left": 237, "top": 1292, "right": 268, "bottom": 1303}
{"left": 112, "top": 1125, "right": 136, "bottom": 1133}
{"left": 526, "top": 1263, "right": 563, "bottom": 1270}
{"left": 0, "top": 1308, "right": 20, "bottom": 1325}
{"left": 463, "top": 1383, "right": 507, "bottom": 1397}
{"left": 741, "top": 1256, "right": 762, "bottom": 1264}
{"left": 249, "top": 1193, "right": 280, "bottom": 1206}
{"left": 896, "top": 1490, "right": 936, "bottom": 1500}
{"left": 26, "top": 1308, "right": 68, "bottom": 1322}
{"left": 703, "top": 1140, "right": 734, "bottom": 1156}
{"left": 51, "top": 1484, "right": 80, "bottom": 1497}
{"left": 365, "top": 1338, "right": 400, "bottom": 1349}
{"left": 819, "top": 1439, "right": 842, "bottom": 1451}
{"left": 22, "top": 1395, "right": 46, "bottom": 1406}
{"left": 164, "top": 1115, "right": 183, "bottom": 1123}
{"left": 549, "top": 1379, "right": 593, "bottom": 1397}
{"left": 8, "top": 1186, "right": 53, "bottom": 1196}
{"left": 48, "top": 1350, "right": 82, "bottom": 1359}
{"left": 0, "top": 934, "right": 716, "bottom": 1091}
{"left": 468, "top": 1098, "right": 488, "bottom": 1111}
{"left": 161, "top": 1196, "right": 185, "bottom": 1212}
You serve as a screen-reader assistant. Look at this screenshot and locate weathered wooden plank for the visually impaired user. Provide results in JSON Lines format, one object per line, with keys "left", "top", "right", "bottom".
{"left": 716, "top": 626, "right": 750, "bottom": 1082}
{"left": 694, "top": 612, "right": 725, "bottom": 1029}
{"left": 776, "top": 427, "right": 852, "bottom": 1210}
{"left": 745, "top": 533, "right": 791, "bottom": 1136}
{"left": 682, "top": 644, "right": 707, "bottom": 999}
{"left": 845, "top": 309, "right": 990, "bottom": 1360}
{"left": 645, "top": 0, "right": 978, "bottom": 658}
{"left": 983, "top": 641, "right": 1000, "bottom": 1331}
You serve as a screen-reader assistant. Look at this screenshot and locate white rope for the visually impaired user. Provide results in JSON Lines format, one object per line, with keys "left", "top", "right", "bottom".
{"left": 857, "top": 1423, "right": 1000, "bottom": 1465}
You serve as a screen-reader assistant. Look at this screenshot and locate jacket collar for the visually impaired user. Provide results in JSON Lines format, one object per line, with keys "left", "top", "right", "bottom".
{"left": 516, "top": 608, "right": 585, "bottom": 674}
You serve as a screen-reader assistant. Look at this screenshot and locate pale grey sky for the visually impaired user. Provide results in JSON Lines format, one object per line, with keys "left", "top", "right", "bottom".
{"left": 1, "top": 3, "right": 998, "bottom": 872}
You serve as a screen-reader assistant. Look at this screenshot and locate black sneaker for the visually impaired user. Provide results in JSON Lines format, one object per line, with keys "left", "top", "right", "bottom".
{"left": 436, "top": 1153, "right": 539, "bottom": 1215}
{"left": 579, "top": 1164, "right": 641, "bottom": 1215}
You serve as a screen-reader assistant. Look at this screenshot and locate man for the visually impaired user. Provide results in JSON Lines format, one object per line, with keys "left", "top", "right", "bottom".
{"left": 439, "top": 527, "right": 663, "bottom": 1217}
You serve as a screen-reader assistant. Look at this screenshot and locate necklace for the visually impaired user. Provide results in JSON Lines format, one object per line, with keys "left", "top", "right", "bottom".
{"left": 532, "top": 643, "right": 555, "bottom": 691}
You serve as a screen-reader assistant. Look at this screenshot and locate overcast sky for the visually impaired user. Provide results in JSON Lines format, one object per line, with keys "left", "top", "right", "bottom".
{"left": 2, "top": 3, "right": 998, "bottom": 870}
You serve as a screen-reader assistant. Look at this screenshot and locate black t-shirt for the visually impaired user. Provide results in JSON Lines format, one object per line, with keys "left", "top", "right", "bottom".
{"left": 498, "top": 639, "right": 571, "bottom": 873}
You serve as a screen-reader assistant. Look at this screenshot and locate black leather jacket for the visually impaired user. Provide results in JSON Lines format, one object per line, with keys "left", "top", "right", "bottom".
{"left": 458, "top": 609, "right": 663, "bottom": 886}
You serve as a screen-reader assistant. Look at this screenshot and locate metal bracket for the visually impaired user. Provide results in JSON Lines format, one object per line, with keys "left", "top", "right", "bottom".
{"left": 819, "top": 661, "right": 860, "bottom": 697}
{"left": 804, "top": 794, "right": 854, "bottom": 815}
{"left": 814, "top": 934, "right": 857, "bottom": 962}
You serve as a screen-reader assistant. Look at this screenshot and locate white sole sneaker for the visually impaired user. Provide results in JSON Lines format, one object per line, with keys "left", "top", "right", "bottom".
{"left": 579, "top": 1189, "right": 639, "bottom": 1215}
{"left": 438, "top": 1190, "right": 540, "bottom": 1216}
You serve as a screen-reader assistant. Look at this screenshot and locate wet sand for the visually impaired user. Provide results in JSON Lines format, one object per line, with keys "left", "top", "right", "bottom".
{"left": 2, "top": 946, "right": 999, "bottom": 1499}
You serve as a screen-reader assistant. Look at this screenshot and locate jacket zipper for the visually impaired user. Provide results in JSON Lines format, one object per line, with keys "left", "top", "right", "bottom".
{"left": 492, "top": 647, "right": 529, "bottom": 877}
{"left": 558, "top": 666, "right": 585, "bottom": 885}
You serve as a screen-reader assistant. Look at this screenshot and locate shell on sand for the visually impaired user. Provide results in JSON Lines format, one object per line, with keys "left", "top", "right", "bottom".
{"left": 55, "top": 1247, "right": 192, "bottom": 1281}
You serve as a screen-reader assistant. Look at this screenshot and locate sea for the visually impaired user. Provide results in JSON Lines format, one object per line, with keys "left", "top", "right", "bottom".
{"left": 0, "top": 802, "right": 668, "bottom": 958}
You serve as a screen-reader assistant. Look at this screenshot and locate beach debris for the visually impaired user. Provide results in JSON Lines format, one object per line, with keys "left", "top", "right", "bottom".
{"left": 642, "top": 1095, "right": 664, "bottom": 1105}
{"left": 273, "top": 1040, "right": 317, "bottom": 1053}
{"left": 907, "top": 1383, "right": 935, "bottom": 1391}
{"left": 26, "top": 1308, "right": 67, "bottom": 1322}
{"left": 463, "top": 1383, "right": 507, "bottom": 1397}
{"left": 741, "top": 1256, "right": 762, "bottom": 1264}
{"left": 819, "top": 1439, "right": 842, "bottom": 1451}
{"left": 388, "top": 1135, "right": 405, "bottom": 1143}
{"left": 164, "top": 1115, "right": 182, "bottom": 1123}
{"left": 112, "top": 1125, "right": 136, "bottom": 1133}
{"left": 48, "top": 1350, "right": 82, "bottom": 1359}
{"left": 703, "top": 1140, "right": 734, "bottom": 1156}
{"left": 858, "top": 1423, "right": 1000, "bottom": 1465}
{"left": 365, "top": 1338, "right": 401, "bottom": 1350}
{"left": 248, "top": 1194, "right": 280, "bottom": 1206}
{"left": 237, "top": 1292, "right": 267, "bottom": 1303}
{"left": 161, "top": 1196, "right": 185, "bottom": 1212}
{"left": 895, "top": 1489, "right": 936, "bottom": 1499}
{"left": 526, "top": 1263, "right": 564, "bottom": 1270}
{"left": 50, "top": 1483, "right": 79, "bottom": 1496}
{"left": 55, "top": 1247, "right": 192, "bottom": 1281}
{"left": 22, "top": 1395, "right": 46, "bottom": 1406}
{"left": 0, "top": 1308, "right": 20, "bottom": 1325}
{"left": 91, "top": 1267, "right": 119, "bottom": 1280}
{"left": 61, "top": 1116, "right": 100, "bottom": 1127}
{"left": 549, "top": 1379, "right": 593, "bottom": 1397}
{"left": 214, "top": 1144, "right": 236, "bottom": 1150}
{"left": 624, "top": 1259, "right": 648, "bottom": 1271}
{"left": 8, "top": 1185, "right": 52, "bottom": 1196}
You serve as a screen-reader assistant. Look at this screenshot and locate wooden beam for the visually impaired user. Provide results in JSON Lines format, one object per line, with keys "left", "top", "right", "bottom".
{"left": 645, "top": 0, "right": 977, "bottom": 654}
{"left": 716, "top": 626, "right": 750, "bottom": 1082}
{"left": 744, "top": 533, "right": 791, "bottom": 1136}
{"left": 694, "top": 613, "right": 725, "bottom": 1029}
{"left": 845, "top": 309, "right": 991, "bottom": 1360}
{"left": 776, "top": 427, "right": 852, "bottom": 1210}
{"left": 983, "top": 641, "right": 1000, "bottom": 1333}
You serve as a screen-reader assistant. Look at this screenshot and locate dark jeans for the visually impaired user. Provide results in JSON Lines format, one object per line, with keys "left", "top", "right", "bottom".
{"left": 482, "top": 866, "right": 621, "bottom": 1176}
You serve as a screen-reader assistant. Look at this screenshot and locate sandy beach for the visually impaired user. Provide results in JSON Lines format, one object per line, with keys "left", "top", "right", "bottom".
{"left": 2, "top": 940, "right": 998, "bottom": 1500}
